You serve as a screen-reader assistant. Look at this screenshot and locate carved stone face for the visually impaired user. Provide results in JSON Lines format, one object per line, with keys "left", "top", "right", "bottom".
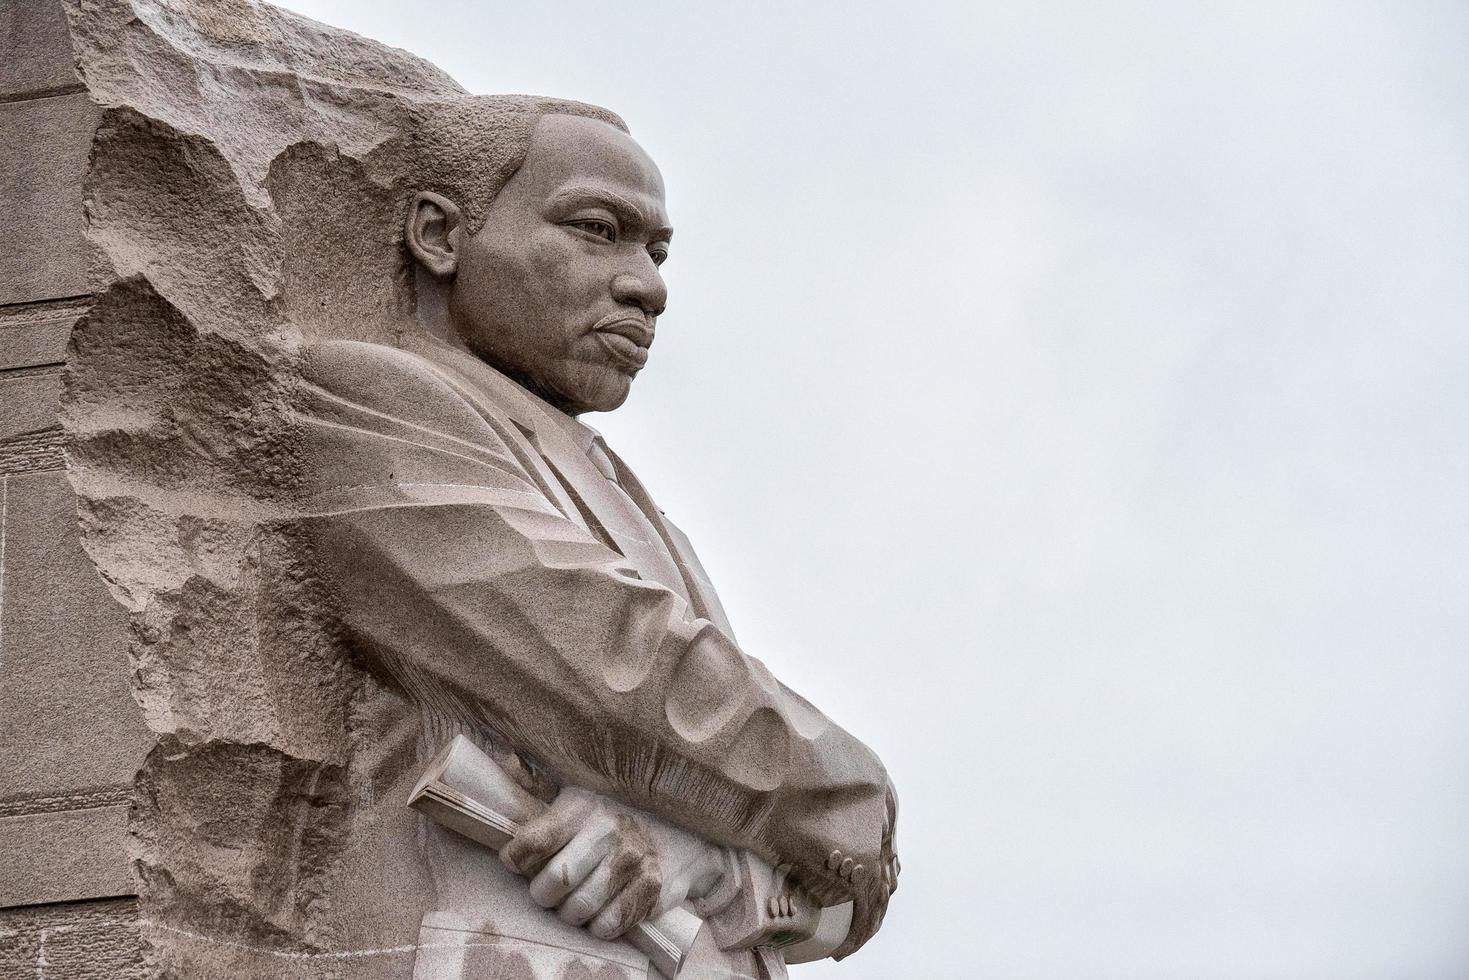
{"left": 449, "top": 114, "right": 671, "bottom": 415}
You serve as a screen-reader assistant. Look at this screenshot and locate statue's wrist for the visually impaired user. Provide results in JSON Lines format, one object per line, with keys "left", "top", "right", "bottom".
{"left": 688, "top": 846, "right": 741, "bottom": 912}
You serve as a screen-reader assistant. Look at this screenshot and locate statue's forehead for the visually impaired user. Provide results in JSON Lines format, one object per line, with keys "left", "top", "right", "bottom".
{"left": 521, "top": 114, "right": 667, "bottom": 207}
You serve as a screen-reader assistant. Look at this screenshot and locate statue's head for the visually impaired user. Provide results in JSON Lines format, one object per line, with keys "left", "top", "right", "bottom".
{"left": 406, "top": 96, "right": 671, "bottom": 415}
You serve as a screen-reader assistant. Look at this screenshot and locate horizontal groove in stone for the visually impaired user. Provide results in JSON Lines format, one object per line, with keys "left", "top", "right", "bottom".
{"left": 0, "top": 294, "right": 92, "bottom": 320}
{"left": 0, "top": 362, "right": 66, "bottom": 380}
{"left": 0, "top": 364, "right": 64, "bottom": 380}
{"left": 0, "top": 361, "right": 64, "bottom": 376}
{"left": 0, "top": 429, "right": 66, "bottom": 475}
{"left": 0, "top": 787, "right": 132, "bottom": 819}
{"left": 0, "top": 298, "right": 89, "bottom": 371}
{"left": 0, "top": 82, "right": 89, "bottom": 106}
{"left": 0, "top": 896, "right": 143, "bottom": 979}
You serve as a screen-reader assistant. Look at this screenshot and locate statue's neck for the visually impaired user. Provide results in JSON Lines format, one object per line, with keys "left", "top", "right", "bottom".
{"left": 412, "top": 266, "right": 463, "bottom": 352}
{"left": 409, "top": 274, "right": 587, "bottom": 420}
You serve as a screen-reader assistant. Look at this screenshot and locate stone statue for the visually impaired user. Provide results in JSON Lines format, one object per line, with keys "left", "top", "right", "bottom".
{"left": 58, "top": 2, "right": 898, "bottom": 978}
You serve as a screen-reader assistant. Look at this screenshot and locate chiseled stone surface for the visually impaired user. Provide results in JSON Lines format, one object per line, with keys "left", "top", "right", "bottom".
{"left": 413, "top": 912, "right": 648, "bottom": 980}
{"left": 60, "top": 2, "right": 464, "bottom": 973}
{"left": 0, "top": 91, "right": 98, "bottom": 307}
{"left": 0, "top": 897, "right": 144, "bottom": 980}
{"left": 57, "top": 1, "right": 898, "bottom": 976}
{"left": 0, "top": 0, "right": 82, "bottom": 99}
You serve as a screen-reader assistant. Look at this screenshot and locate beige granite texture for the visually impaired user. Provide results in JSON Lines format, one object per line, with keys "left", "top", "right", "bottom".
{"left": 0, "top": 471, "right": 148, "bottom": 807}
{"left": 54, "top": 0, "right": 897, "bottom": 976}
{"left": 1, "top": 0, "right": 150, "bottom": 942}
{"left": 0, "top": 897, "right": 145, "bottom": 979}
{"left": 1, "top": 0, "right": 85, "bottom": 98}
{"left": 0, "top": 299, "right": 87, "bottom": 372}
{"left": 0, "top": 805, "right": 133, "bottom": 907}
{"left": 0, "top": 91, "right": 99, "bottom": 306}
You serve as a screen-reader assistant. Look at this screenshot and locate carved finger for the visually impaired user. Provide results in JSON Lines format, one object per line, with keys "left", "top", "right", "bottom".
{"left": 558, "top": 856, "right": 622, "bottom": 927}
{"left": 527, "top": 822, "right": 611, "bottom": 909}
{"left": 589, "top": 865, "right": 660, "bottom": 941}
{"left": 501, "top": 806, "right": 578, "bottom": 877}
{"left": 831, "top": 881, "right": 889, "bottom": 961}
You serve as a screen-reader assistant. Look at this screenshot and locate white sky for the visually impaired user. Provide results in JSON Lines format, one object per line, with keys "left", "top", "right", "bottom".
{"left": 275, "top": 2, "right": 1469, "bottom": 977}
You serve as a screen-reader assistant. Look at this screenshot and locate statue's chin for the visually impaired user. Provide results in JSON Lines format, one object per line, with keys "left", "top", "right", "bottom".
{"left": 568, "top": 384, "right": 633, "bottom": 416}
{"left": 541, "top": 365, "right": 634, "bottom": 417}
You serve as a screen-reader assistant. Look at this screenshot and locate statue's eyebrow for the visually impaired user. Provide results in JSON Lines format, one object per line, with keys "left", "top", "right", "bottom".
{"left": 548, "top": 185, "right": 673, "bottom": 242}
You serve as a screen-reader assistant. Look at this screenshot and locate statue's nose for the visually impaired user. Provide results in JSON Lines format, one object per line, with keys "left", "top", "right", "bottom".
{"left": 611, "top": 272, "right": 666, "bottom": 319}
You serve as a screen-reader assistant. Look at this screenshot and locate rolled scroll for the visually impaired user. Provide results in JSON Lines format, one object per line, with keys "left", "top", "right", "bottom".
{"left": 408, "top": 735, "right": 853, "bottom": 977}
{"left": 408, "top": 735, "right": 702, "bottom": 977}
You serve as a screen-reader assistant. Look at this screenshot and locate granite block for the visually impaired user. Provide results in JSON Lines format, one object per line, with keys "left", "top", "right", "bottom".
{"left": 0, "top": 0, "right": 80, "bottom": 100}
{"left": 0, "top": 369, "right": 64, "bottom": 476}
{"left": 0, "top": 805, "right": 133, "bottom": 907}
{"left": 0, "top": 471, "right": 149, "bottom": 809}
{"left": 0, "top": 92, "right": 99, "bottom": 306}
{"left": 0, "top": 368, "right": 62, "bottom": 442}
{"left": 0, "top": 298, "right": 86, "bottom": 370}
{"left": 0, "top": 896, "right": 143, "bottom": 979}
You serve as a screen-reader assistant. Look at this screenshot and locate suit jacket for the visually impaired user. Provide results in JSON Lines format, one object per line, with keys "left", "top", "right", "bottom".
{"left": 281, "top": 336, "right": 888, "bottom": 977}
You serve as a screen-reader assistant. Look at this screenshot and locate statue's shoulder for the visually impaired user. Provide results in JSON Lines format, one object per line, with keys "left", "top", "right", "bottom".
{"left": 299, "top": 339, "right": 485, "bottom": 433}
{"left": 301, "top": 339, "right": 438, "bottom": 391}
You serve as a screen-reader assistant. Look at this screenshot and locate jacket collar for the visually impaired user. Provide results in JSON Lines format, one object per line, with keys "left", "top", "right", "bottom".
{"left": 402, "top": 334, "right": 729, "bottom": 627}
{"left": 403, "top": 335, "right": 600, "bottom": 450}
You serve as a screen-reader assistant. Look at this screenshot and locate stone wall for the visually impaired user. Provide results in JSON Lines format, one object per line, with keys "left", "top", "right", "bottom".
{"left": 0, "top": 1, "right": 152, "bottom": 973}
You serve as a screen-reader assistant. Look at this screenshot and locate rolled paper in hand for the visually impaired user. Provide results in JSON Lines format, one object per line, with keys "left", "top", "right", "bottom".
{"left": 409, "top": 736, "right": 702, "bottom": 977}
{"left": 408, "top": 735, "right": 852, "bottom": 975}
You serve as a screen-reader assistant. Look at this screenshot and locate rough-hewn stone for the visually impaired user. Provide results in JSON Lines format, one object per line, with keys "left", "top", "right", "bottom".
{"left": 58, "top": 3, "right": 468, "bottom": 974}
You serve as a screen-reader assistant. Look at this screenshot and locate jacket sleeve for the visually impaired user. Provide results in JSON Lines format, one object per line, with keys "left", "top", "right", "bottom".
{"left": 290, "top": 340, "right": 890, "bottom": 907}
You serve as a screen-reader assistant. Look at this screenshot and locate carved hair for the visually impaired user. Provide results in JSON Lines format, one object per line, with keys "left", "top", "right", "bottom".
{"left": 410, "top": 95, "right": 629, "bottom": 233}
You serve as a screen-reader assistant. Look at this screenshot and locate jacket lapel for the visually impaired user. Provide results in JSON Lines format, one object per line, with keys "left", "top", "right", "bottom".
{"left": 407, "top": 339, "right": 588, "bottom": 531}
{"left": 601, "top": 447, "right": 737, "bottom": 640}
{"left": 409, "top": 341, "right": 690, "bottom": 591}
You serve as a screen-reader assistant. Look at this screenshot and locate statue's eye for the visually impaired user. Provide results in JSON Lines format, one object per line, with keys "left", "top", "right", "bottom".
{"left": 649, "top": 245, "right": 669, "bottom": 266}
{"left": 571, "top": 219, "right": 616, "bottom": 242}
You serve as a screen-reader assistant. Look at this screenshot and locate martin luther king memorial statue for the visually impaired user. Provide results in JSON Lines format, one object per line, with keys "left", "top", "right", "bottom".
{"left": 0, "top": 1, "right": 898, "bottom": 976}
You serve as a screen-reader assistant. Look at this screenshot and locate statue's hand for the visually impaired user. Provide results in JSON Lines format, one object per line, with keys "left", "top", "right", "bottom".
{"left": 502, "top": 786, "right": 726, "bottom": 941}
{"left": 831, "top": 777, "right": 900, "bottom": 960}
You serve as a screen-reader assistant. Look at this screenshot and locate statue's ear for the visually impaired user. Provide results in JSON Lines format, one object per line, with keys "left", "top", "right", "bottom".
{"left": 406, "top": 191, "right": 462, "bottom": 278}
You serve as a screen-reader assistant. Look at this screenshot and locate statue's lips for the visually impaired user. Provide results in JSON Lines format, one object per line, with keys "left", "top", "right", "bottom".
{"left": 592, "top": 315, "right": 652, "bottom": 371}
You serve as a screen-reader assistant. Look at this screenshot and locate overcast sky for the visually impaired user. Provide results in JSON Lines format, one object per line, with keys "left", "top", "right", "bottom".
{"left": 274, "top": 2, "right": 1469, "bottom": 977}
